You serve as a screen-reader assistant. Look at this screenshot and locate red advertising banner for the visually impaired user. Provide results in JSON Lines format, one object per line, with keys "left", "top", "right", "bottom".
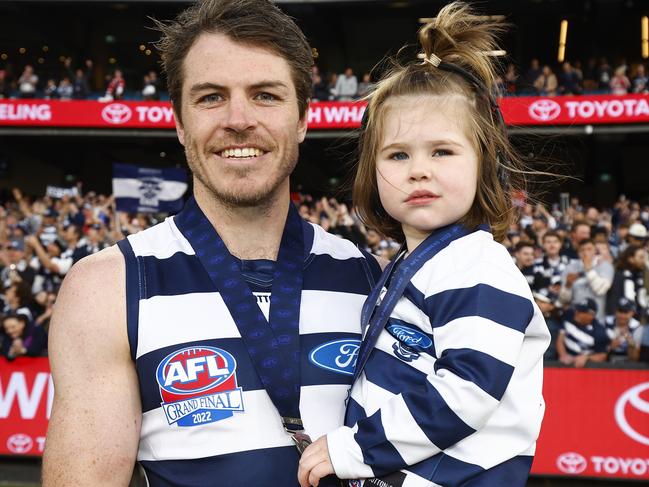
{"left": 0, "top": 95, "right": 648, "bottom": 130}
{"left": 2, "top": 357, "right": 649, "bottom": 483}
{"left": 531, "top": 367, "right": 649, "bottom": 480}
{"left": 0, "top": 357, "right": 51, "bottom": 456}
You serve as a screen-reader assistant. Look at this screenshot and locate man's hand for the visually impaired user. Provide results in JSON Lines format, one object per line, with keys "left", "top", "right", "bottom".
{"left": 24, "top": 235, "right": 40, "bottom": 249}
{"left": 573, "top": 354, "right": 590, "bottom": 368}
{"left": 565, "top": 272, "right": 579, "bottom": 288}
{"left": 297, "top": 436, "right": 335, "bottom": 487}
{"left": 559, "top": 353, "right": 574, "bottom": 366}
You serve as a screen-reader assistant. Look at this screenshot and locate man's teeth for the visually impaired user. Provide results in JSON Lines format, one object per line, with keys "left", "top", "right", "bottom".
{"left": 220, "top": 148, "right": 263, "bottom": 158}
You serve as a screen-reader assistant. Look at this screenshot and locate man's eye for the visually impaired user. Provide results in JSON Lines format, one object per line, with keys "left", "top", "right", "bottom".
{"left": 256, "top": 92, "right": 277, "bottom": 102}
{"left": 389, "top": 152, "right": 408, "bottom": 161}
{"left": 200, "top": 94, "right": 222, "bottom": 103}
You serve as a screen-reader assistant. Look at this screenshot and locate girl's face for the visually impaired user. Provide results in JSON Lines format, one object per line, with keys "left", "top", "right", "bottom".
{"left": 375, "top": 95, "right": 479, "bottom": 250}
{"left": 3, "top": 317, "right": 24, "bottom": 339}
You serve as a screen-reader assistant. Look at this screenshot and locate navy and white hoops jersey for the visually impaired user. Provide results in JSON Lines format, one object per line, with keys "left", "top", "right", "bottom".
{"left": 327, "top": 229, "right": 550, "bottom": 487}
{"left": 116, "top": 205, "right": 380, "bottom": 487}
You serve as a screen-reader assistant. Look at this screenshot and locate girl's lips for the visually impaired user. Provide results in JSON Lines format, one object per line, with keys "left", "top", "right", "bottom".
{"left": 406, "top": 190, "right": 440, "bottom": 204}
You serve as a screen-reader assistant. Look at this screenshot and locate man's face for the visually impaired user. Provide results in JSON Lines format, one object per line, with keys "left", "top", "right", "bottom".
{"left": 175, "top": 33, "right": 307, "bottom": 208}
{"left": 516, "top": 246, "right": 535, "bottom": 268}
{"left": 574, "top": 310, "right": 595, "bottom": 326}
{"left": 578, "top": 242, "right": 596, "bottom": 262}
{"left": 542, "top": 235, "right": 561, "bottom": 257}
{"left": 615, "top": 309, "right": 633, "bottom": 326}
{"left": 572, "top": 224, "right": 590, "bottom": 245}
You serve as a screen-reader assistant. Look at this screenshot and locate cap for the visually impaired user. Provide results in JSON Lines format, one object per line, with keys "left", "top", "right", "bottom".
{"left": 533, "top": 288, "right": 558, "bottom": 304}
{"left": 574, "top": 297, "right": 598, "bottom": 314}
{"left": 550, "top": 275, "right": 562, "bottom": 286}
{"left": 617, "top": 297, "right": 636, "bottom": 313}
{"left": 629, "top": 222, "right": 648, "bottom": 239}
{"left": 7, "top": 239, "right": 25, "bottom": 251}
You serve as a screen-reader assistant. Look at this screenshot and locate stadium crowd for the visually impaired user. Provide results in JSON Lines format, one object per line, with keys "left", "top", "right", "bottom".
{"left": 1, "top": 55, "right": 648, "bottom": 101}
{"left": 0, "top": 184, "right": 648, "bottom": 366}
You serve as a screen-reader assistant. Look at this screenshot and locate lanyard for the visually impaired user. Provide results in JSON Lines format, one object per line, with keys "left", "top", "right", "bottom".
{"left": 174, "top": 196, "right": 305, "bottom": 432}
{"left": 353, "top": 224, "right": 469, "bottom": 383}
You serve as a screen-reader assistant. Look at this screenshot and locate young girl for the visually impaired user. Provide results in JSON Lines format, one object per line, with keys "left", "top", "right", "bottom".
{"left": 298, "top": 3, "right": 550, "bottom": 486}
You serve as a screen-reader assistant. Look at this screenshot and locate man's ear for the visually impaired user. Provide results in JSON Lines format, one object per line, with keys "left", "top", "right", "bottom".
{"left": 173, "top": 107, "right": 185, "bottom": 146}
{"left": 297, "top": 100, "right": 309, "bottom": 143}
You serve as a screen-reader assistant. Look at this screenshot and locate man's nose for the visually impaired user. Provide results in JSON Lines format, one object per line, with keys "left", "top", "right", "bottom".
{"left": 224, "top": 95, "right": 257, "bottom": 132}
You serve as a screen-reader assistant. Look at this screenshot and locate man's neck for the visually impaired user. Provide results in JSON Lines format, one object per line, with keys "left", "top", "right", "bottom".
{"left": 194, "top": 182, "right": 290, "bottom": 261}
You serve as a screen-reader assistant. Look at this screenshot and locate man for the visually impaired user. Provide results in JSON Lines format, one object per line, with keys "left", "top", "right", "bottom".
{"left": 43, "top": 1, "right": 379, "bottom": 486}
{"left": 559, "top": 238, "right": 613, "bottom": 323}
{"left": 333, "top": 67, "right": 358, "bottom": 101}
{"left": 514, "top": 241, "right": 536, "bottom": 289}
{"left": 561, "top": 220, "right": 590, "bottom": 260}
{"left": 605, "top": 298, "right": 641, "bottom": 363}
{"left": 556, "top": 298, "right": 609, "bottom": 367}
{"left": 533, "top": 230, "right": 569, "bottom": 287}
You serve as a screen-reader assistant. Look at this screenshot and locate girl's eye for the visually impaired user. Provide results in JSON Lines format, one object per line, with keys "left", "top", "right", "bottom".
{"left": 433, "top": 149, "right": 452, "bottom": 157}
{"left": 389, "top": 151, "right": 409, "bottom": 161}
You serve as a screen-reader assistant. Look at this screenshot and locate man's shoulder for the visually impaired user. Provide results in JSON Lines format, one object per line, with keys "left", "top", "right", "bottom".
{"left": 124, "top": 216, "right": 193, "bottom": 259}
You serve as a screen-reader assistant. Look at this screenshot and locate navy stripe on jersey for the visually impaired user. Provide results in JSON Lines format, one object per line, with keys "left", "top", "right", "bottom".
{"left": 135, "top": 252, "right": 372, "bottom": 298}
{"left": 117, "top": 238, "right": 141, "bottom": 361}
{"left": 405, "top": 453, "right": 532, "bottom": 487}
{"left": 355, "top": 410, "right": 407, "bottom": 477}
{"left": 424, "top": 284, "right": 533, "bottom": 333}
{"left": 433, "top": 348, "right": 514, "bottom": 401}
{"left": 360, "top": 349, "right": 475, "bottom": 449}
{"left": 138, "top": 333, "right": 358, "bottom": 413}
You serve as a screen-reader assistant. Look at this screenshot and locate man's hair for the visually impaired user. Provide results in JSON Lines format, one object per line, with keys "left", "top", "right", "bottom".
{"left": 515, "top": 241, "right": 534, "bottom": 253}
{"left": 154, "top": 0, "right": 313, "bottom": 124}
{"left": 577, "top": 238, "right": 595, "bottom": 248}
{"left": 542, "top": 230, "right": 563, "bottom": 244}
{"left": 571, "top": 219, "right": 590, "bottom": 233}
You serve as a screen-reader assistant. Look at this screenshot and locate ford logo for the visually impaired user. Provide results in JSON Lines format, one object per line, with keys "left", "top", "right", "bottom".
{"left": 309, "top": 339, "right": 360, "bottom": 376}
{"left": 387, "top": 324, "right": 432, "bottom": 351}
{"left": 156, "top": 346, "right": 236, "bottom": 395}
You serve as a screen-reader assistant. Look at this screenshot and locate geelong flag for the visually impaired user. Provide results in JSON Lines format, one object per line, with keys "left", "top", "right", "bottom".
{"left": 112, "top": 163, "right": 188, "bottom": 213}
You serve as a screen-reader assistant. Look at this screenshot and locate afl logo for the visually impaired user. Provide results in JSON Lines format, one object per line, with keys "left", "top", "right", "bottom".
{"left": 101, "top": 103, "right": 132, "bottom": 124}
{"left": 614, "top": 382, "right": 649, "bottom": 446}
{"left": 556, "top": 452, "right": 587, "bottom": 474}
{"left": 528, "top": 99, "right": 561, "bottom": 122}
{"left": 156, "top": 346, "right": 236, "bottom": 394}
{"left": 309, "top": 339, "right": 360, "bottom": 376}
{"left": 387, "top": 324, "right": 432, "bottom": 351}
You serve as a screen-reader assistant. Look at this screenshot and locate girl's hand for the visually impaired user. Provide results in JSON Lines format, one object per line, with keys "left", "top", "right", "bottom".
{"left": 297, "top": 436, "right": 335, "bottom": 487}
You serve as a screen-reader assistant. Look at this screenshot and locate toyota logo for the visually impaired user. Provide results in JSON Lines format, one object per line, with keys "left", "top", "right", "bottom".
{"left": 556, "top": 452, "right": 587, "bottom": 474}
{"left": 615, "top": 382, "right": 649, "bottom": 445}
{"left": 529, "top": 99, "right": 561, "bottom": 122}
{"left": 6, "top": 433, "right": 33, "bottom": 454}
{"left": 101, "top": 103, "right": 132, "bottom": 125}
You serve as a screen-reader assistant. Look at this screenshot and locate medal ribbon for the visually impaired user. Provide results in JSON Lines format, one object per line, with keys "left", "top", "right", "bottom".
{"left": 175, "top": 196, "right": 305, "bottom": 428}
{"left": 353, "top": 223, "right": 470, "bottom": 383}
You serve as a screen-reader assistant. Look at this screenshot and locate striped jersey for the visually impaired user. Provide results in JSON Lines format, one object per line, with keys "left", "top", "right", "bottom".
{"left": 327, "top": 229, "right": 550, "bottom": 487}
{"left": 116, "top": 200, "right": 380, "bottom": 487}
{"left": 561, "top": 311, "right": 610, "bottom": 356}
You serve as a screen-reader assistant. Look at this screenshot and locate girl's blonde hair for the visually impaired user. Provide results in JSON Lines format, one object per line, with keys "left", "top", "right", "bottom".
{"left": 353, "top": 1, "right": 525, "bottom": 243}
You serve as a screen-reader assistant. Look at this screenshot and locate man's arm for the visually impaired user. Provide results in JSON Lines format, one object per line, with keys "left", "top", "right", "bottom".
{"left": 43, "top": 246, "right": 141, "bottom": 486}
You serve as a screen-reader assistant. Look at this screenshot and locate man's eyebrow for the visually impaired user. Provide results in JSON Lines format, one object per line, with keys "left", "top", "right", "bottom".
{"left": 188, "top": 80, "right": 289, "bottom": 96}
{"left": 188, "top": 82, "right": 225, "bottom": 97}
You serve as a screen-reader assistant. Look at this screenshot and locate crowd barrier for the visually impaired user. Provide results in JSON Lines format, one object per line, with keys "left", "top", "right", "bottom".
{"left": 1, "top": 94, "right": 649, "bottom": 130}
{"left": 1, "top": 357, "right": 648, "bottom": 480}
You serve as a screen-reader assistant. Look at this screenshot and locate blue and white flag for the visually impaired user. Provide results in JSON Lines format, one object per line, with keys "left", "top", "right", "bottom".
{"left": 112, "top": 163, "right": 188, "bottom": 214}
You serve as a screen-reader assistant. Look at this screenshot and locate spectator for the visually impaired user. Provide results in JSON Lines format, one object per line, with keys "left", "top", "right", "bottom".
{"left": 560, "top": 238, "right": 614, "bottom": 323}
{"left": 0, "top": 314, "right": 47, "bottom": 360}
{"left": 311, "top": 66, "right": 329, "bottom": 101}
{"left": 25, "top": 235, "right": 71, "bottom": 294}
{"left": 327, "top": 73, "right": 338, "bottom": 99}
{"left": 534, "top": 288, "right": 561, "bottom": 360}
{"left": 533, "top": 230, "right": 569, "bottom": 287}
{"left": 597, "top": 57, "right": 612, "bottom": 91}
{"left": 142, "top": 70, "right": 161, "bottom": 101}
{"left": 357, "top": 72, "right": 374, "bottom": 98}
{"left": 557, "top": 298, "right": 609, "bottom": 367}
{"left": 1, "top": 281, "right": 35, "bottom": 322}
{"left": 98, "top": 68, "right": 125, "bottom": 102}
{"left": 534, "top": 65, "right": 558, "bottom": 96}
{"left": 562, "top": 219, "right": 591, "bottom": 259}
{"left": 503, "top": 63, "right": 518, "bottom": 95}
{"left": 605, "top": 298, "right": 641, "bottom": 363}
{"left": 65, "top": 58, "right": 93, "bottom": 100}
{"left": 44, "top": 79, "right": 58, "bottom": 99}
{"left": 522, "top": 58, "right": 542, "bottom": 94}
{"left": 0, "top": 239, "right": 36, "bottom": 289}
{"left": 0, "top": 69, "right": 9, "bottom": 98}
{"left": 558, "top": 61, "right": 582, "bottom": 95}
{"left": 632, "top": 64, "right": 648, "bottom": 94}
{"left": 626, "top": 222, "right": 648, "bottom": 248}
{"left": 17, "top": 65, "right": 38, "bottom": 98}
{"left": 333, "top": 67, "right": 357, "bottom": 101}
{"left": 606, "top": 244, "right": 647, "bottom": 319}
{"left": 514, "top": 241, "right": 536, "bottom": 288}
{"left": 610, "top": 65, "right": 631, "bottom": 95}
{"left": 57, "top": 77, "right": 74, "bottom": 100}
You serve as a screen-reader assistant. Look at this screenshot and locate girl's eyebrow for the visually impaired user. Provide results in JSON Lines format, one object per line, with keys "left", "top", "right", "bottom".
{"left": 380, "top": 139, "right": 464, "bottom": 153}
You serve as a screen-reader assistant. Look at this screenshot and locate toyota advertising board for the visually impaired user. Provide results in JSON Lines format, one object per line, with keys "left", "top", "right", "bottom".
{"left": 1, "top": 95, "right": 648, "bottom": 130}
{"left": 530, "top": 367, "right": 649, "bottom": 480}
{"left": 2, "top": 357, "right": 649, "bottom": 482}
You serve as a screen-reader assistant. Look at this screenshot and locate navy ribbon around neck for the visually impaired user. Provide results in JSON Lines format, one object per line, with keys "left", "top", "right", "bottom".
{"left": 353, "top": 223, "right": 470, "bottom": 383}
{"left": 174, "top": 196, "right": 305, "bottom": 426}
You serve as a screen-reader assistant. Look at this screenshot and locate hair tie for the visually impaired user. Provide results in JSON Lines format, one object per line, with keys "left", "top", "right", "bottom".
{"left": 423, "top": 53, "right": 442, "bottom": 67}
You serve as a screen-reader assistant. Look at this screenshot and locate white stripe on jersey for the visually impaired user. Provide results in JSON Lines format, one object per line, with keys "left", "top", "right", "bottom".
{"left": 129, "top": 217, "right": 196, "bottom": 259}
